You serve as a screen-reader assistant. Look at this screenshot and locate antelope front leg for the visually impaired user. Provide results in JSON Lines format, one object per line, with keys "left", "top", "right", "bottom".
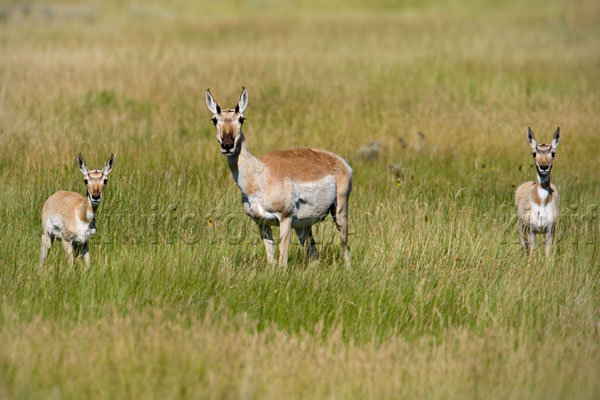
{"left": 257, "top": 223, "right": 275, "bottom": 266}
{"left": 527, "top": 228, "right": 536, "bottom": 256}
{"left": 61, "top": 239, "right": 74, "bottom": 265}
{"left": 519, "top": 222, "right": 528, "bottom": 252}
{"left": 278, "top": 217, "right": 292, "bottom": 266}
{"left": 544, "top": 226, "right": 555, "bottom": 256}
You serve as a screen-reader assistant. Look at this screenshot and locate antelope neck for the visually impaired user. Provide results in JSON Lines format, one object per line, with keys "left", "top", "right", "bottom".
{"left": 226, "top": 133, "right": 262, "bottom": 175}
{"left": 535, "top": 170, "right": 552, "bottom": 205}
{"left": 536, "top": 170, "right": 551, "bottom": 190}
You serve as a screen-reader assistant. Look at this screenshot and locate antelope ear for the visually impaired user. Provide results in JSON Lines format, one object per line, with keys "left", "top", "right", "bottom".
{"left": 205, "top": 89, "right": 221, "bottom": 114}
{"left": 103, "top": 153, "right": 115, "bottom": 176}
{"left": 78, "top": 154, "right": 88, "bottom": 176}
{"left": 237, "top": 87, "right": 248, "bottom": 114}
{"left": 551, "top": 126, "right": 561, "bottom": 150}
{"left": 526, "top": 127, "right": 537, "bottom": 150}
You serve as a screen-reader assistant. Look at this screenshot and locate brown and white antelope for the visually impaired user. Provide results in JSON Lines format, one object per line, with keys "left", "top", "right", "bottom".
{"left": 205, "top": 87, "right": 352, "bottom": 266}
{"left": 40, "top": 154, "right": 115, "bottom": 267}
{"left": 515, "top": 127, "right": 561, "bottom": 255}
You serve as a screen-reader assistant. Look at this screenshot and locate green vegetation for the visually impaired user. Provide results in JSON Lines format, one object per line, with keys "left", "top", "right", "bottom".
{"left": 1, "top": 0, "right": 599, "bottom": 398}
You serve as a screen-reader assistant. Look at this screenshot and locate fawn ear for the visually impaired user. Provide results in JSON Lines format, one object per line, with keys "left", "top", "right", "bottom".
{"left": 526, "top": 127, "right": 537, "bottom": 150}
{"left": 205, "top": 89, "right": 221, "bottom": 115}
{"left": 78, "top": 154, "right": 88, "bottom": 176}
{"left": 236, "top": 87, "right": 248, "bottom": 114}
{"left": 551, "top": 127, "right": 561, "bottom": 151}
{"left": 103, "top": 153, "right": 115, "bottom": 176}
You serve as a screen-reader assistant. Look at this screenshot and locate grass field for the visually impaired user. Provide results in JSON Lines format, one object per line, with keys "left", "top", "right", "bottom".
{"left": 1, "top": 0, "right": 599, "bottom": 398}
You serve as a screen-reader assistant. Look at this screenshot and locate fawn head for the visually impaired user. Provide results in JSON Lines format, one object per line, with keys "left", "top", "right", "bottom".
{"left": 527, "top": 127, "right": 561, "bottom": 177}
{"left": 78, "top": 153, "right": 115, "bottom": 206}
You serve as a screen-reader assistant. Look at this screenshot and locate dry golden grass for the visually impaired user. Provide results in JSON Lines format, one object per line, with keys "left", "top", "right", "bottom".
{"left": 2, "top": 308, "right": 598, "bottom": 399}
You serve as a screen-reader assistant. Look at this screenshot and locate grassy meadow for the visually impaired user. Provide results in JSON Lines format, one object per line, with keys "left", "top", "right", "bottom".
{"left": 1, "top": 0, "right": 599, "bottom": 398}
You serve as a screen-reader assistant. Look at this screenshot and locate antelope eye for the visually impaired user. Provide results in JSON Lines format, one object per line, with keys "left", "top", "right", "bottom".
{"left": 211, "top": 117, "right": 217, "bottom": 125}
{"left": 84, "top": 179, "right": 88, "bottom": 184}
{"left": 103, "top": 179, "right": 108, "bottom": 185}
{"left": 551, "top": 151, "right": 555, "bottom": 157}
{"left": 532, "top": 152, "right": 536, "bottom": 158}
{"left": 239, "top": 116, "right": 245, "bottom": 124}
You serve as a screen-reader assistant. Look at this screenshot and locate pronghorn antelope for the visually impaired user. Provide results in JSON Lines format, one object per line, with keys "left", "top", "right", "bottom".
{"left": 205, "top": 87, "right": 352, "bottom": 266}
{"left": 40, "top": 154, "right": 115, "bottom": 267}
{"left": 515, "top": 127, "right": 561, "bottom": 255}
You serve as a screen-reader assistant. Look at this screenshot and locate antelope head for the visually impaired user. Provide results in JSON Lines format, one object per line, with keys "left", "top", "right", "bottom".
{"left": 205, "top": 87, "right": 248, "bottom": 156}
{"left": 78, "top": 153, "right": 115, "bottom": 206}
{"left": 527, "top": 127, "right": 561, "bottom": 177}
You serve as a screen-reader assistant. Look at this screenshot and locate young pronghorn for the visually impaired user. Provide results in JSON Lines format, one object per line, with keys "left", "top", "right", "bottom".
{"left": 205, "top": 88, "right": 352, "bottom": 266}
{"left": 40, "top": 154, "right": 115, "bottom": 267}
{"left": 515, "top": 127, "right": 561, "bottom": 255}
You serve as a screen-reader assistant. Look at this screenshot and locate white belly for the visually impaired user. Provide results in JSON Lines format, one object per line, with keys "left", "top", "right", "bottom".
{"left": 241, "top": 176, "right": 337, "bottom": 228}
{"left": 529, "top": 201, "right": 556, "bottom": 233}
{"left": 46, "top": 214, "right": 96, "bottom": 243}
{"left": 291, "top": 177, "right": 336, "bottom": 226}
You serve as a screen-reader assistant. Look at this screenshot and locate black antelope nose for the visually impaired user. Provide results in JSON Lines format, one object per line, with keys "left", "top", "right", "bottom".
{"left": 222, "top": 142, "right": 234, "bottom": 151}
{"left": 92, "top": 194, "right": 101, "bottom": 200}
{"left": 539, "top": 165, "right": 549, "bottom": 171}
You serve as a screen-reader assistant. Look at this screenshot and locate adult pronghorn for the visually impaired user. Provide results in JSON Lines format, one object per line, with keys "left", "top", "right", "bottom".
{"left": 515, "top": 127, "right": 561, "bottom": 256}
{"left": 40, "top": 154, "right": 115, "bottom": 267}
{"left": 205, "top": 87, "right": 352, "bottom": 266}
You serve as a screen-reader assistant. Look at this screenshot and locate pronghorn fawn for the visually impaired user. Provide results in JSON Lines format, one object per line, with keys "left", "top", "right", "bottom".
{"left": 515, "top": 127, "right": 561, "bottom": 256}
{"left": 40, "top": 154, "right": 115, "bottom": 267}
{"left": 205, "top": 88, "right": 352, "bottom": 266}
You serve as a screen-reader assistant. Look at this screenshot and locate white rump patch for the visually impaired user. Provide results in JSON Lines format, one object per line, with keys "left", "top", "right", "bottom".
{"left": 46, "top": 215, "right": 63, "bottom": 239}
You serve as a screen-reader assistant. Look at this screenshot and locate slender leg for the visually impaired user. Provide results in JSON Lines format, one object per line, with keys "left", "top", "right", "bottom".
{"left": 61, "top": 239, "right": 74, "bottom": 265}
{"left": 527, "top": 228, "right": 536, "bottom": 256}
{"left": 80, "top": 242, "right": 91, "bottom": 268}
{"left": 544, "top": 226, "right": 555, "bottom": 256}
{"left": 40, "top": 234, "right": 53, "bottom": 267}
{"left": 257, "top": 223, "right": 275, "bottom": 266}
{"left": 519, "top": 221, "right": 528, "bottom": 251}
{"left": 278, "top": 217, "right": 292, "bottom": 266}
{"left": 295, "top": 227, "right": 318, "bottom": 260}
{"left": 73, "top": 243, "right": 81, "bottom": 261}
{"left": 335, "top": 196, "right": 350, "bottom": 266}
